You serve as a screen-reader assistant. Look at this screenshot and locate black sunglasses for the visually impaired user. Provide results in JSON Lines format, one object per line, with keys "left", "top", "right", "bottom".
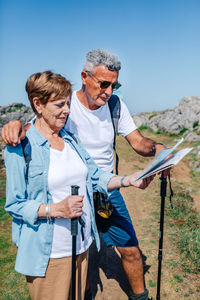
{"left": 86, "top": 71, "right": 121, "bottom": 91}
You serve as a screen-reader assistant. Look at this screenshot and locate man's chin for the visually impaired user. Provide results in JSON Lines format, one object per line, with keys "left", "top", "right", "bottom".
{"left": 97, "top": 98, "right": 109, "bottom": 106}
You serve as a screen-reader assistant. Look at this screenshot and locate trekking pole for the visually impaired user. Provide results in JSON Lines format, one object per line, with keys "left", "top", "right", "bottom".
{"left": 71, "top": 185, "right": 80, "bottom": 300}
{"left": 156, "top": 172, "right": 167, "bottom": 300}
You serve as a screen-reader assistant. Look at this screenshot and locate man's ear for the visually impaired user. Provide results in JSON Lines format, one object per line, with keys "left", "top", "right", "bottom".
{"left": 81, "top": 71, "right": 88, "bottom": 85}
{"left": 32, "top": 97, "right": 42, "bottom": 114}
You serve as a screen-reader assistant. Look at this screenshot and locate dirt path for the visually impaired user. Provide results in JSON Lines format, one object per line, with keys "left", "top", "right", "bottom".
{"left": 89, "top": 152, "right": 200, "bottom": 299}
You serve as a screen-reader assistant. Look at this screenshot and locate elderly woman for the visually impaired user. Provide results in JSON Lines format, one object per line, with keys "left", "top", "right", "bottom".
{"left": 4, "top": 71, "right": 153, "bottom": 300}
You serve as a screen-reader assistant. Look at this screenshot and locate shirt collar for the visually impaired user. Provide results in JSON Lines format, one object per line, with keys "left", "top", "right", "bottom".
{"left": 28, "top": 121, "right": 74, "bottom": 146}
{"left": 28, "top": 122, "right": 48, "bottom": 146}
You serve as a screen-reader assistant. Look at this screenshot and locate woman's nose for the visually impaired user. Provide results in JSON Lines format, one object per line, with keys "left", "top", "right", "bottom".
{"left": 63, "top": 103, "right": 70, "bottom": 114}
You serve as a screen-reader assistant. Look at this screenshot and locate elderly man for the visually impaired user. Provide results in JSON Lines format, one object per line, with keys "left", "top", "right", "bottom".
{"left": 1, "top": 49, "right": 167, "bottom": 300}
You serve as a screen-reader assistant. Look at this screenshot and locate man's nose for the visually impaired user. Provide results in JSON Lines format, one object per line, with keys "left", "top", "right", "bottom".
{"left": 105, "top": 84, "right": 113, "bottom": 95}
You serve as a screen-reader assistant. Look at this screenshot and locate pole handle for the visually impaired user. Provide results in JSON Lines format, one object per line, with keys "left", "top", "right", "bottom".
{"left": 71, "top": 185, "right": 80, "bottom": 236}
{"left": 71, "top": 185, "right": 80, "bottom": 196}
{"left": 160, "top": 171, "right": 167, "bottom": 198}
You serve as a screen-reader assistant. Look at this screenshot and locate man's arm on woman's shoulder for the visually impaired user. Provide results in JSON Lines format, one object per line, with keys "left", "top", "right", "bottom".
{"left": 1, "top": 120, "right": 30, "bottom": 146}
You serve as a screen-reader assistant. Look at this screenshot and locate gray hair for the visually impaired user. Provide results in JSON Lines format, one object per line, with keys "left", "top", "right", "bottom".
{"left": 83, "top": 49, "right": 121, "bottom": 73}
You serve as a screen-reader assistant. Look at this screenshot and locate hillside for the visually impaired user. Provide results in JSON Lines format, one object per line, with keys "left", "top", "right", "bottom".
{"left": 0, "top": 129, "right": 199, "bottom": 299}
{"left": 0, "top": 97, "right": 200, "bottom": 299}
{"left": 88, "top": 131, "right": 200, "bottom": 299}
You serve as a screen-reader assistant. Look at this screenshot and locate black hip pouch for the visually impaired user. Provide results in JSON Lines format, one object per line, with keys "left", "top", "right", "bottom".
{"left": 93, "top": 191, "right": 114, "bottom": 218}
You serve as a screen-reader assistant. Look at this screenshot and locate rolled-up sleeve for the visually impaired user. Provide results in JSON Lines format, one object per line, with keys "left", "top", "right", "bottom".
{"left": 94, "top": 168, "right": 115, "bottom": 193}
{"left": 4, "top": 146, "right": 41, "bottom": 227}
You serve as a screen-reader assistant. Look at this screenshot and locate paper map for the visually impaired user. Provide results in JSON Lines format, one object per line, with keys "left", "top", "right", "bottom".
{"left": 132, "top": 138, "right": 193, "bottom": 183}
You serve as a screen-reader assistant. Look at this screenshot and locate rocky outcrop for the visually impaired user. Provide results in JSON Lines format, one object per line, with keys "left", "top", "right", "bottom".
{"left": 0, "top": 103, "right": 34, "bottom": 129}
{"left": 0, "top": 103, "right": 34, "bottom": 162}
{"left": 133, "top": 96, "right": 200, "bottom": 172}
{"left": 133, "top": 96, "right": 200, "bottom": 140}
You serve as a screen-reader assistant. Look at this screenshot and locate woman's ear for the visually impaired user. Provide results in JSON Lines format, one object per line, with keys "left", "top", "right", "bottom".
{"left": 32, "top": 97, "right": 42, "bottom": 115}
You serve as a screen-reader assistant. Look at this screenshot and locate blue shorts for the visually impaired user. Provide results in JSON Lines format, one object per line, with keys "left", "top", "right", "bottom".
{"left": 95, "top": 189, "right": 138, "bottom": 247}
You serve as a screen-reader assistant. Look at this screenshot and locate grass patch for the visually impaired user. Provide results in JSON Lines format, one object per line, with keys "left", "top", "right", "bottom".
{"left": 138, "top": 125, "right": 148, "bottom": 130}
{"left": 156, "top": 129, "right": 161, "bottom": 134}
{"left": 149, "top": 279, "right": 156, "bottom": 287}
{"left": 138, "top": 125, "right": 154, "bottom": 133}
{"left": 179, "top": 127, "right": 188, "bottom": 135}
{"left": 149, "top": 113, "right": 158, "bottom": 120}
{"left": 9, "top": 107, "right": 22, "bottom": 113}
{"left": 169, "top": 260, "right": 178, "bottom": 268}
{"left": 166, "top": 189, "right": 200, "bottom": 274}
{"left": 173, "top": 274, "right": 183, "bottom": 283}
{"left": 193, "top": 121, "right": 199, "bottom": 128}
{"left": 0, "top": 169, "right": 30, "bottom": 299}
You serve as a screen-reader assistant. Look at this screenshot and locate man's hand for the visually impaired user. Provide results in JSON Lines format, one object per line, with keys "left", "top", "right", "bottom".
{"left": 1, "top": 120, "right": 26, "bottom": 146}
{"left": 155, "top": 143, "right": 171, "bottom": 178}
{"left": 125, "top": 129, "right": 171, "bottom": 178}
{"left": 155, "top": 143, "right": 166, "bottom": 156}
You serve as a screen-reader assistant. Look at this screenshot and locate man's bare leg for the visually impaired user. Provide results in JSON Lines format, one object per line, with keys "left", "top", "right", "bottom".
{"left": 117, "top": 245, "right": 149, "bottom": 298}
{"left": 84, "top": 245, "right": 150, "bottom": 300}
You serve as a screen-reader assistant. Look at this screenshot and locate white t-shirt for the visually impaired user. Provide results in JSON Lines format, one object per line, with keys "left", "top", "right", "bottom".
{"left": 65, "top": 91, "right": 137, "bottom": 172}
{"left": 48, "top": 142, "right": 92, "bottom": 258}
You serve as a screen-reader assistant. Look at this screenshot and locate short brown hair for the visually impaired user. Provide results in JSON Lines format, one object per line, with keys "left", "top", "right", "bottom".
{"left": 25, "top": 71, "right": 72, "bottom": 114}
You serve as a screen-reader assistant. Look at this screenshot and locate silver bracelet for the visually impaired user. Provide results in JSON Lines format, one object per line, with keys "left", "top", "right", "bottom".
{"left": 46, "top": 204, "right": 51, "bottom": 222}
{"left": 120, "top": 176, "right": 126, "bottom": 187}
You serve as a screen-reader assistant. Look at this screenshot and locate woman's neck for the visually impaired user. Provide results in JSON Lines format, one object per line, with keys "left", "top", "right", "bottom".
{"left": 34, "top": 118, "right": 64, "bottom": 151}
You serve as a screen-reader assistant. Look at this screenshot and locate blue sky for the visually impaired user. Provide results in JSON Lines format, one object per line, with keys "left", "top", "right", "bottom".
{"left": 0, "top": 0, "right": 200, "bottom": 113}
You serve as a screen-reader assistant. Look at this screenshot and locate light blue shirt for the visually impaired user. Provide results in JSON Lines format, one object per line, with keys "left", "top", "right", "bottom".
{"left": 4, "top": 123, "right": 114, "bottom": 276}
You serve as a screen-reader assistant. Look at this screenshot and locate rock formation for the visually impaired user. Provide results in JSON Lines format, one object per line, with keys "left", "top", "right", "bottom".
{"left": 0, "top": 103, "right": 34, "bottom": 162}
{"left": 133, "top": 96, "right": 200, "bottom": 141}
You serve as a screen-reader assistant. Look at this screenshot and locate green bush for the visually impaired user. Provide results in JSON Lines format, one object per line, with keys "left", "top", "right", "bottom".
{"left": 9, "top": 107, "right": 22, "bottom": 113}
{"left": 179, "top": 128, "right": 188, "bottom": 135}
{"left": 149, "top": 113, "right": 158, "bottom": 120}
{"left": 156, "top": 129, "right": 161, "bottom": 134}
{"left": 193, "top": 121, "right": 199, "bottom": 128}
{"left": 138, "top": 125, "right": 148, "bottom": 130}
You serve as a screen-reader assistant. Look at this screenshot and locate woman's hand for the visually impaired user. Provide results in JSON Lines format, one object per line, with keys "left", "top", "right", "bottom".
{"left": 38, "top": 195, "right": 84, "bottom": 220}
{"left": 52, "top": 195, "right": 84, "bottom": 218}
{"left": 107, "top": 172, "right": 155, "bottom": 190}
{"left": 121, "top": 171, "right": 155, "bottom": 189}
{"left": 128, "top": 172, "right": 155, "bottom": 189}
